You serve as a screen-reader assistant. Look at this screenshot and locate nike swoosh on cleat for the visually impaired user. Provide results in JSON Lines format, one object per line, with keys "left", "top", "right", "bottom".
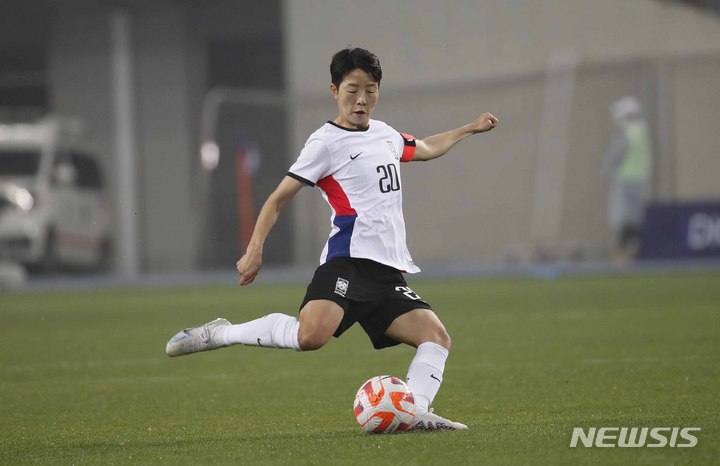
{"left": 200, "top": 330, "right": 210, "bottom": 343}
{"left": 257, "top": 338, "right": 264, "bottom": 347}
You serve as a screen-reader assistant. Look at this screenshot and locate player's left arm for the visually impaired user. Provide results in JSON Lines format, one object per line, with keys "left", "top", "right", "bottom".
{"left": 412, "top": 112, "right": 498, "bottom": 162}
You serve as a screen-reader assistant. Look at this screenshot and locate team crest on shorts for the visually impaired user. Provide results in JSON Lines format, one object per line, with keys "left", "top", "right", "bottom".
{"left": 335, "top": 277, "right": 349, "bottom": 297}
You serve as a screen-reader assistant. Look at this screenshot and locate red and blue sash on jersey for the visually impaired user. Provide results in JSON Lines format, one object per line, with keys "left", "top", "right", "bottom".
{"left": 317, "top": 175, "right": 357, "bottom": 260}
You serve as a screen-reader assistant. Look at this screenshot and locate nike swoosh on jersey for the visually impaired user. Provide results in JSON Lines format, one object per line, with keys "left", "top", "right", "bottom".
{"left": 350, "top": 152, "right": 363, "bottom": 160}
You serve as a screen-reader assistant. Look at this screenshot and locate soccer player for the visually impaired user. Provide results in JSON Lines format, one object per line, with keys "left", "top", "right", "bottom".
{"left": 166, "top": 47, "right": 498, "bottom": 431}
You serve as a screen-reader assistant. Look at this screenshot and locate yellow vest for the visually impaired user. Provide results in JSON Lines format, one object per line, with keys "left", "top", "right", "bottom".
{"left": 618, "top": 121, "right": 651, "bottom": 181}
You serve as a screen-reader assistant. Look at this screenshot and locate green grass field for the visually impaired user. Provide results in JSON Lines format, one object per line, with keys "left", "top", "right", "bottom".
{"left": 1, "top": 271, "right": 719, "bottom": 465}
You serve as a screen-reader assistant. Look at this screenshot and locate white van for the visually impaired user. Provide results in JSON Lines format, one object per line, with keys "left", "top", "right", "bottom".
{"left": 0, "top": 118, "right": 112, "bottom": 272}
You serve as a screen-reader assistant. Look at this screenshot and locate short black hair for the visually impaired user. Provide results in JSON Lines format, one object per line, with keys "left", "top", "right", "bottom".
{"left": 330, "top": 48, "right": 382, "bottom": 88}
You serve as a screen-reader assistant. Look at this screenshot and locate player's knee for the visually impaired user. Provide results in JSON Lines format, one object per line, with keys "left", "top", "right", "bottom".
{"left": 418, "top": 325, "right": 451, "bottom": 350}
{"left": 297, "top": 330, "right": 331, "bottom": 351}
{"left": 434, "top": 329, "right": 452, "bottom": 350}
{"left": 425, "top": 314, "right": 451, "bottom": 349}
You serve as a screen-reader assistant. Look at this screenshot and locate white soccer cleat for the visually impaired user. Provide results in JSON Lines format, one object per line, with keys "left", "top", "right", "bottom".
{"left": 165, "top": 318, "right": 231, "bottom": 357}
{"left": 407, "top": 409, "right": 468, "bottom": 431}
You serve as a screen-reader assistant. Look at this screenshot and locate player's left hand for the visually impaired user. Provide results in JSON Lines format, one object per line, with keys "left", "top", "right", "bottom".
{"left": 469, "top": 112, "right": 499, "bottom": 133}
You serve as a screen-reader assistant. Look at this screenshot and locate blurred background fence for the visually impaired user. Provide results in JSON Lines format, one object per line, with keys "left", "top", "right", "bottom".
{"left": 1, "top": 0, "right": 720, "bottom": 280}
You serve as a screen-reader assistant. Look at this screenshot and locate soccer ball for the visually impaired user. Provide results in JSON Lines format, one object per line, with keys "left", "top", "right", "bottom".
{"left": 353, "top": 375, "right": 417, "bottom": 433}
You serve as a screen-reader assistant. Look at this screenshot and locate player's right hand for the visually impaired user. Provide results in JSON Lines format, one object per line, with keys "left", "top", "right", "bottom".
{"left": 236, "top": 251, "right": 262, "bottom": 286}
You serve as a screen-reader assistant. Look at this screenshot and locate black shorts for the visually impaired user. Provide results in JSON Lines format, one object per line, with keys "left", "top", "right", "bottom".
{"left": 299, "top": 257, "right": 433, "bottom": 349}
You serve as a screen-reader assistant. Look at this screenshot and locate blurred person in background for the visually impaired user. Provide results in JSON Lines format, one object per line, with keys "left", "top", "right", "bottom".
{"left": 605, "top": 96, "right": 653, "bottom": 262}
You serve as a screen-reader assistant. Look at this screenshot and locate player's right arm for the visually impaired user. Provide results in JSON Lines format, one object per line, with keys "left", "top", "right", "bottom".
{"left": 236, "top": 176, "right": 305, "bottom": 285}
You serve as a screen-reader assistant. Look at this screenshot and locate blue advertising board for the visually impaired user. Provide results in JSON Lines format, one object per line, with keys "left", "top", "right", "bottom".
{"left": 638, "top": 201, "right": 720, "bottom": 260}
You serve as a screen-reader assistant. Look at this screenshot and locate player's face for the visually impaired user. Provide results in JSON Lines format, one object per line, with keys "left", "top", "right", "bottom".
{"left": 331, "top": 68, "right": 379, "bottom": 130}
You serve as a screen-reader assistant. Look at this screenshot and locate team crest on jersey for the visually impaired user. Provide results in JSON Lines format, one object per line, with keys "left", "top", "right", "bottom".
{"left": 387, "top": 141, "right": 400, "bottom": 159}
{"left": 335, "top": 277, "right": 349, "bottom": 297}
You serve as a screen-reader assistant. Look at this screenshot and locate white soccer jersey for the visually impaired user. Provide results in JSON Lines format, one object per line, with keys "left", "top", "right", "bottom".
{"left": 288, "top": 119, "right": 420, "bottom": 273}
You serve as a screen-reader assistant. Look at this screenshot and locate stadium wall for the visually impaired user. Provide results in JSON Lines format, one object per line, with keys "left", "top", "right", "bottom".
{"left": 49, "top": 3, "right": 201, "bottom": 272}
{"left": 45, "top": 1, "right": 284, "bottom": 273}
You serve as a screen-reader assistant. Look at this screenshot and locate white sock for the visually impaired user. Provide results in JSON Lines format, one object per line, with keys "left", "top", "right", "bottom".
{"left": 220, "top": 313, "right": 300, "bottom": 351}
{"left": 405, "top": 342, "right": 449, "bottom": 413}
